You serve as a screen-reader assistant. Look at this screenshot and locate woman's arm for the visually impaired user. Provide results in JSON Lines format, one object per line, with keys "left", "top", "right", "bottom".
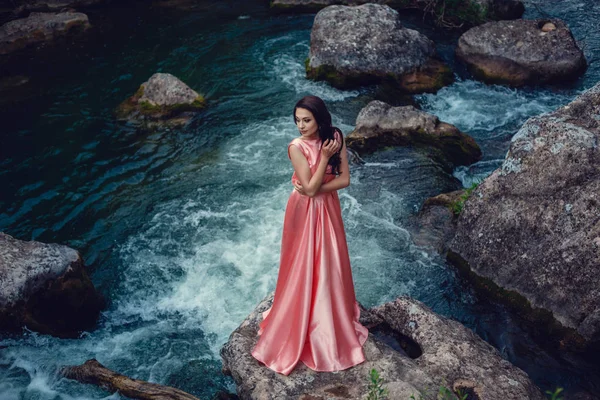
{"left": 294, "top": 132, "right": 350, "bottom": 195}
{"left": 289, "top": 139, "right": 340, "bottom": 197}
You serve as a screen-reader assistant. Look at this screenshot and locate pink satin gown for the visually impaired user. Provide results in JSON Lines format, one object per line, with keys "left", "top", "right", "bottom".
{"left": 251, "top": 131, "right": 369, "bottom": 376}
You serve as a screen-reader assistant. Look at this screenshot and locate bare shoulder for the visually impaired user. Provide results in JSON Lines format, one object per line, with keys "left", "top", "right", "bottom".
{"left": 287, "top": 137, "right": 306, "bottom": 160}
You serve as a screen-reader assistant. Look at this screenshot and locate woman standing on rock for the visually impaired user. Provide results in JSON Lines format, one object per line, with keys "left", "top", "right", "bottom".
{"left": 251, "top": 95, "right": 368, "bottom": 375}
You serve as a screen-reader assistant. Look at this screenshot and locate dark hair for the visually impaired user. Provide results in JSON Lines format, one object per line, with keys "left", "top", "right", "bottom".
{"left": 293, "top": 95, "right": 343, "bottom": 175}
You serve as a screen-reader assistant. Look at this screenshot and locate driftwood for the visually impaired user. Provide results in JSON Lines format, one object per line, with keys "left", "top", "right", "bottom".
{"left": 61, "top": 359, "right": 200, "bottom": 400}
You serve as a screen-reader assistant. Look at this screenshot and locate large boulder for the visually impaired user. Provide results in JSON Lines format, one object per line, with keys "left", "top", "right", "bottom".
{"left": 220, "top": 293, "right": 544, "bottom": 399}
{"left": 449, "top": 83, "right": 600, "bottom": 345}
{"left": 456, "top": 19, "right": 587, "bottom": 86}
{"left": 306, "top": 4, "right": 453, "bottom": 93}
{"left": 271, "top": 0, "right": 524, "bottom": 27}
{"left": 0, "top": 11, "right": 90, "bottom": 55}
{"left": 346, "top": 100, "right": 482, "bottom": 170}
{"left": 0, "top": 232, "right": 105, "bottom": 338}
{"left": 115, "top": 72, "right": 206, "bottom": 129}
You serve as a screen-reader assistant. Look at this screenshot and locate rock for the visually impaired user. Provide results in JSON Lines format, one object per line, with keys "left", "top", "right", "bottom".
{"left": 220, "top": 293, "right": 544, "bottom": 399}
{"left": 346, "top": 100, "right": 482, "bottom": 170}
{"left": 306, "top": 4, "right": 453, "bottom": 93}
{"left": 0, "top": 232, "right": 105, "bottom": 338}
{"left": 408, "top": 190, "right": 466, "bottom": 253}
{"left": 115, "top": 73, "right": 206, "bottom": 129}
{"left": 272, "top": 0, "right": 524, "bottom": 27}
{"left": 449, "top": 82, "right": 600, "bottom": 345}
{"left": 371, "top": 297, "right": 545, "bottom": 400}
{"left": 456, "top": 19, "right": 587, "bottom": 86}
{"left": 0, "top": 11, "right": 90, "bottom": 55}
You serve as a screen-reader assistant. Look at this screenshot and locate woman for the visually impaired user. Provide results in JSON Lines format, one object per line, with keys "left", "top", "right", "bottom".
{"left": 251, "top": 95, "right": 368, "bottom": 376}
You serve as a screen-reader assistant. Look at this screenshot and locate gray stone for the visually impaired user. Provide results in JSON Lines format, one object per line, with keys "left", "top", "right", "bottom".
{"left": 306, "top": 4, "right": 452, "bottom": 93}
{"left": 372, "top": 297, "right": 545, "bottom": 400}
{"left": 0, "top": 232, "right": 104, "bottom": 337}
{"left": 456, "top": 19, "right": 587, "bottom": 86}
{"left": 0, "top": 11, "right": 90, "bottom": 54}
{"left": 220, "top": 293, "right": 543, "bottom": 399}
{"left": 449, "top": 82, "right": 600, "bottom": 343}
{"left": 115, "top": 72, "right": 206, "bottom": 129}
{"left": 138, "top": 73, "right": 201, "bottom": 107}
{"left": 346, "top": 100, "right": 481, "bottom": 169}
{"left": 408, "top": 190, "right": 465, "bottom": 253}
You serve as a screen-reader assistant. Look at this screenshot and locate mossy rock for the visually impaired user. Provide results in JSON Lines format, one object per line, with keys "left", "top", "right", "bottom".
{"left": 115, "top": 82, "right": 206, "bottom": 128}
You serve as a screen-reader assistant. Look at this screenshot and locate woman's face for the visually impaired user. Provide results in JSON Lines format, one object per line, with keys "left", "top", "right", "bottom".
{"left": 295, "top": 108, "right": 318, "bottom": 139}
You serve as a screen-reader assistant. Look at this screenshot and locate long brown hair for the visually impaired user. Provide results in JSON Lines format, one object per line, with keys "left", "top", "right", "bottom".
{"left": 293, "top": 95, "right": 342, "bottom": 175}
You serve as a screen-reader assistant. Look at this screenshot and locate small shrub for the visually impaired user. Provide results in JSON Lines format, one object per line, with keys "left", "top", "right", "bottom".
{"left": 367, "top": 368, "right": 389, "bottom": 400}
{"left": 546, "top": 387, "right": 564, "bottom": 400}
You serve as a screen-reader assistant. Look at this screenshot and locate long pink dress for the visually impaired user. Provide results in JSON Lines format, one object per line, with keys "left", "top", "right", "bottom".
{"left": 251, "top": 131, "right": 369, "bottom": 376}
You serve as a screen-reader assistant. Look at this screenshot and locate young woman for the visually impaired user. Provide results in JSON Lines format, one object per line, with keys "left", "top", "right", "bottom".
{"left": 251, "top": 95, "right": 368, "bottom": 375}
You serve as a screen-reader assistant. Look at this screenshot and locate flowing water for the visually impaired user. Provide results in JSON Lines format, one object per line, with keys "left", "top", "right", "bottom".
{"left": 0, "top": 0, "right": 599, "bottom": 398}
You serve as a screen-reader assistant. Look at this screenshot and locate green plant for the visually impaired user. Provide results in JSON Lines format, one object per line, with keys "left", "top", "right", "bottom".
{"left": 409, "top": 385, "right": 468, "bottom": 400}
{"left": 546, "top": 387, "right": 564, "bottom": 400}
{"left": 367, "top": 368, "right": 389, "bottom": 400}
{"left": 450, "top": 182, "right": 479, "bottom": 216}
{"left": 455, "top": 388, "right": 468, "bottom": 400}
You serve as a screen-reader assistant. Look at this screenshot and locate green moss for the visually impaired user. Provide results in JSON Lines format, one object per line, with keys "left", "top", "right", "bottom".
{"left": 306, "top": 63, "right": 352, "bottom": 88}
{"left": 448, "top": 182, "right": 478, "bottom": 215}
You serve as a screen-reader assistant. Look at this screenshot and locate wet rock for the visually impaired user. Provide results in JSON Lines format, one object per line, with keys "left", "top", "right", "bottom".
{"left": 272, "top": 0, "right": 524, "bottom": 27}
{"left": 408, "top": 190, "right": 466, "bottom": 253}
{"left": 115, "top": 72, "right": 206, "bottom": 129}
{"left": 0, "top": 11, "right": 90, "bottom": 55}
{"left": 346, "top": 100, "right": 481, "bottom": 170}
{"left": 306, "top": 4, "right": 452, "bottom": 93}
{"left": 220, "top": 293, "right": 543, "bottom": 399}
{"left": 456, "top": 19, "right": 586, "bottom": 86}
{"left": 0, "top": 232, "right": 105, "bottom": 338}
{"left": 449, "top": 82, "right": 600, "bottom": 345}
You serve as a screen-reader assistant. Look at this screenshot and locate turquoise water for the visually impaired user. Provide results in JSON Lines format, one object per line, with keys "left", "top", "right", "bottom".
{"left": 1, "top": 1, "right": 599, "bottom": 398}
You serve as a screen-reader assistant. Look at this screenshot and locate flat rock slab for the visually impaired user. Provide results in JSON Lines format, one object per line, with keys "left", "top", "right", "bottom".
{"left": 0, "top": 232, "right": 104, "bottom": 337}
{"left": 346, "top": 100, "right": 481, "bottom": 169}
{"left": 220, "top": 293, "right": 543, "bottom": 399}
{"left": 0, "top": 11, "right": 90, "bottom": 54}
{"left": 115, "top": 72, "right": 205, "bottom": 129}
{"left": 450, "top": 82, "right": 600, "bottom": 344}
{"left": 456, "top": 19, "right": 586, "bottom": 86}
{"left": 306, "top": 4, "right": 452, "bottom": 93}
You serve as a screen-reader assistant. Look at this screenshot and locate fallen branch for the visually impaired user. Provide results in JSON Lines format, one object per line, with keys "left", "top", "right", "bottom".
{"left": 61, "top": 359, "right": 200, "bottom": 400}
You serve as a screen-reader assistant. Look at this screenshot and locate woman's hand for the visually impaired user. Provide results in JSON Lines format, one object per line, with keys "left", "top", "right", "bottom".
{"left": 320, "top": 139, "right": 341, "bottom": 160}
{"left": 294, "top": 181, "right": 307, "bottom": 195}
